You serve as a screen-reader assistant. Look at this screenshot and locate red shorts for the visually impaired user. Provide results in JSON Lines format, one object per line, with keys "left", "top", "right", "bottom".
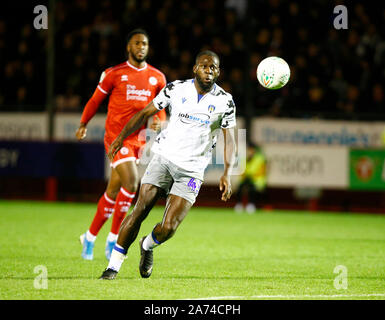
{"left": 104, "top": 138, "right": 144, "bottom": 168}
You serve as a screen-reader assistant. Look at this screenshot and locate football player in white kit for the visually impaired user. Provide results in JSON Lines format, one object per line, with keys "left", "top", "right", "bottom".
{"left": 100, "top": 51, "right": 237, "bottom": 280}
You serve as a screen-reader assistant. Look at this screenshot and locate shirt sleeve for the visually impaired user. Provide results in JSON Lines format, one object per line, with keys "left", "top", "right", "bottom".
{"left": 152, "top": 82, "right": 174, "bottom": 110}
{"left": 157, "top": 72, "right": 167, "bottom": 94}
{"left": 97, "top": 69, "right": 114, "bottom": 95}
{"left": 220, "top": 95, "right": 237, "bottom": 129}
{"left": 155, "top": 74, "right": 167, "bottom": 120}
{"left": 80, "top": 86, "right": 107, "bottom": 125}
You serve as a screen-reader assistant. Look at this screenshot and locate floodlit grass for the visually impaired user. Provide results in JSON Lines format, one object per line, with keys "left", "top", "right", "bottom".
{"left": 0, "top": 200, "right": 384, "bottom": 300}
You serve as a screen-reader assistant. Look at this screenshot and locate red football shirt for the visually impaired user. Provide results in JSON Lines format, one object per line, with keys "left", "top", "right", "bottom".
{"left": 81, "top": 60, "right": 167, "bottom": 147}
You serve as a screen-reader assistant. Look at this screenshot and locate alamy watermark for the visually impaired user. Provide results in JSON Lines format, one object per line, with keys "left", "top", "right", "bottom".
{"left": 333, "top": 5, "right": 348, "bottom": 30}
{"left": 33, "top": 265, "right": 48, "bottom": 289}
{"left": 137, "top": 127, "right": 247, "bottom": 176}
{"left": 33, "top": 5, "right": 48, "bottom": 30}
{"left": 333, "top": 265, "right": 348, "bottom": 290}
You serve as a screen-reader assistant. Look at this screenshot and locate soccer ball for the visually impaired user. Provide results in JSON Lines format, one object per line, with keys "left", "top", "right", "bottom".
{"left": 257, "top": 56, "right": 290, "bottom": 89}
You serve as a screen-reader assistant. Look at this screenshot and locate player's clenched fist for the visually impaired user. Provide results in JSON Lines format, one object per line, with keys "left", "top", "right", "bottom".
{"left": 219, "top": 175, "right": 232, "bottom": 202}
{"left": 76, "top": 123, "right": 87, "bottom": 140}
{"left": 149, "top": 115, "right": 161, "bottom": 132}
{"left": 108, "top": 136, "right": 123, "bottom": 161}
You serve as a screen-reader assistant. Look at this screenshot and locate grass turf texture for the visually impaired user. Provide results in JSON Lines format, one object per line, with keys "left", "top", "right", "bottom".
{"left": 0, "top": 200, "right": 384, "bottom": 300}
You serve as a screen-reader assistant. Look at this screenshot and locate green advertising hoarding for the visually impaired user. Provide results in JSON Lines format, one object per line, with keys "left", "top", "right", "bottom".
{"left": 350, "top": 149, "right": 385, "bottom": 190}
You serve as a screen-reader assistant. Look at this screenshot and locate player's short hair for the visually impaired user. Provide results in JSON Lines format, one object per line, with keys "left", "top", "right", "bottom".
{"left": 195, "top": 50, "right": 220, "bottom": 65}
{"left": 126, "top": 28, "right": 149, "bottom": 44}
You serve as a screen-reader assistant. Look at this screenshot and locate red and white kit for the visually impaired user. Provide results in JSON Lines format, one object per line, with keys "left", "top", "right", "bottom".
{"left": 80, "top": 60, "right": 167, "bottom": 167}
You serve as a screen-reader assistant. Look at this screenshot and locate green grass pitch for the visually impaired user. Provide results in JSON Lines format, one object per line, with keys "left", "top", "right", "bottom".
{"left": 0, "top": 200, "right": 384, "bottom": 300}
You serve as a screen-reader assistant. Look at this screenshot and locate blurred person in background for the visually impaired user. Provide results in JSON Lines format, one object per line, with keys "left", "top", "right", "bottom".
{"left": 234, "top": 143, "right": 267, "bottom": 214}
{"left": 76, "top": 29, "right": 167, "bottom": 261}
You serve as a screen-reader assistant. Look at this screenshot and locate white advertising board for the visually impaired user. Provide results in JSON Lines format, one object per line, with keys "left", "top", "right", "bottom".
{"left": 0, "top": 113, "right": 352, "bottom": 189}
{"left": 0, "top": 112, "right": 48, "bottom": 140}
{"left": 54, "top": 113, "right": 106, "bottom": 142}
{"left": 252, "top": 117, "right": 385, "bottom": 147}
{"left": 263, "top": 144, "right": 349, "bottom": 188}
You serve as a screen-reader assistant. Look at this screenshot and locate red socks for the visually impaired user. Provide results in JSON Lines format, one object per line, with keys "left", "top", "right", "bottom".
{"left": 89, "top": 192, "right": 116, "bottom": 236}
{"left": 88, "top": 188, "right": 136, "bottom": 237}
{"left": 110, "top": 187, "right": 136, "bottom": 235}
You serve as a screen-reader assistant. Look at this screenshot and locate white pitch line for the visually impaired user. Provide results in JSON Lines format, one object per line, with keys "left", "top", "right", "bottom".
{"left": 184, "top": 293, "right": 385, "bottom": 300}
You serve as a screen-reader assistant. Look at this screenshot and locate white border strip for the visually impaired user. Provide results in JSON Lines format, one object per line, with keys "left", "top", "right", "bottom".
{"left": 120, "top": 187, "right": 136, "bottom": 198}
{"left": 104, "top": 192, "right": 116, "bottom": 204}
{"left": 97, "top": 85, "right": 108, "bottom": 94}
{"left": 126, "top": 61, "right": 147, "bottom": 71}
{"left": 183, "top": 293, "right": 385, "bottom": 300}
{"left": 111, "top": 157, "right": 137, "bottom": 168}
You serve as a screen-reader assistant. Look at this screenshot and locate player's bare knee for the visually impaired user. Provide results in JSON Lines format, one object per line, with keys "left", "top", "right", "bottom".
{"left": 157, "top": 222, "right": 176, "bottom": 242}
{"left": 139, "top": 184, "right": 160, "bottom": 204}
{"left": 140, "top": 183, "right": 156, "bottom": 193}
{"left": 121, "top": 180, "right": 139, "bottom": 193}
{"left": 105, "top": 183, "right": 121, "bottom": 200}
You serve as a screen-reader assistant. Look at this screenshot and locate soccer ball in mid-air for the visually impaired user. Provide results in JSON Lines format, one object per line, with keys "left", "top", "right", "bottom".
{"left": 257, "top": 56, "right": 290, "bottom": 89}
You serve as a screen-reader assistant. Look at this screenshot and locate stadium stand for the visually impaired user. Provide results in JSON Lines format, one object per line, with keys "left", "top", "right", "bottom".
{"left": 1, "top": 0, "right": 384, "bottom": 119}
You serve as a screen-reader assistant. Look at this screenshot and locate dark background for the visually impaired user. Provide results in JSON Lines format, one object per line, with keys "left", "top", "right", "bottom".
{"left": 1, "top": 0, "right": 384, "bottom": 120}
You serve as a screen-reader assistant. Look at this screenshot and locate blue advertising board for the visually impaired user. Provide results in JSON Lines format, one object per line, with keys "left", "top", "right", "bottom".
{"left": 0, "top": 141, "right": 105, "bottom": 179}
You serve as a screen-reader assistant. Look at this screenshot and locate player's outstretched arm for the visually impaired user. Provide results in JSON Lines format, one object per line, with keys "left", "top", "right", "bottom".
{"left": 219, "top": 128, "right": 236, "bottom": 202}
{"left": 76, "top": 87, "right": 107, "bottom": 140}
{"left": 108, "top": 101, "right": 159, "bottom": 161}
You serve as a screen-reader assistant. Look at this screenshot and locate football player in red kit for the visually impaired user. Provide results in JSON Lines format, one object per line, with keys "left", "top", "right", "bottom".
{"left": 76, "top": 29, "right": 167, "bottom": 260}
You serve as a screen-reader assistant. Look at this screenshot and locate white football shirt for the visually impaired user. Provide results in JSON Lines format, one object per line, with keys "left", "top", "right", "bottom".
{"left": 152, "top": 79, "right": 236, "bottom": 179}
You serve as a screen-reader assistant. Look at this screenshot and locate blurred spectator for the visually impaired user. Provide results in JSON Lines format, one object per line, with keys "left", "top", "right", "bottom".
{"left": 339, "top": 85, "right": 360, "bottom": 117}
{"left": 56, "top": 88, "right": 82, "bottom": 112}
{"left": 16, "top": 87, "right": 28, "bottom": 107}
{"left": 225, "top": 0, "right": 247, "bottom": 19}
{"left": 234, "top": 143, "right": 267, "bottom": 214}
{"left": 229, "top": 68, "right": 245, "bottom": 115}
{"left": 330, "top": 68, "right": 348, "bottom": 105}
{"left": 371, "top": 83, "right": 385, "bottom": 113}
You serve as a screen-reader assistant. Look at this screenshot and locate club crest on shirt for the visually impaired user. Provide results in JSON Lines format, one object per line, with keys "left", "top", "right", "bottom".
{"left": 149, "top": 76, "right": 158, "bottom": 85}
{"left": 208, "top": 105, "right": 215, "bottom": 113}
{"left": 120, "top": 147, "right": 129, "bottom": 155}
{"left": 121, "top": 75, "right": 128, "bottom": 82}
